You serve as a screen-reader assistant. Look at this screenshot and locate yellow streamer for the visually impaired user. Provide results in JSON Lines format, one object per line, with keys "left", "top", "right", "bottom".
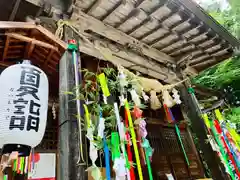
{"left": 83, "top": 104, "right": 91, "bottom": 128}
{"left": 202, "top": 113, "right": 210, "bottom": 129}
{"left": 227, "top": 126, "right": 240, "bottom": 150}
{"left": 125, "top": 100, "right": 143, "bottom": 180}
{"left": 98, "top": 73, "right": 110, "bottom": 97}
{"left": 215, "top": 109, "right": 223, "bottom": 122}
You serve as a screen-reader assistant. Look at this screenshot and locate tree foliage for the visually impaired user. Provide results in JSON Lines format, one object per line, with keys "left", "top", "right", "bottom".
{"left": 193, "top": 0, "right": 240, "bottom": 124}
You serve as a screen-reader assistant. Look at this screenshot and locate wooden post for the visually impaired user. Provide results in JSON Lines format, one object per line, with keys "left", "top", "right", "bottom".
{"left": 58, "top": 28, "right": 87, "bottom": 180}
{"left": 179, "top": 84, "right": 228, "bottom": 180}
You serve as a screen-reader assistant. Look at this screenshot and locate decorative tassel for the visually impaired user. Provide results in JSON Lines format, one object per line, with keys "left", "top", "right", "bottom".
{"left": 150, "top": 91, "right": 161, "bottom": 110}
{"left": 162, "top": 89, "right": 175, "bottom": 108}
{"left": 172, "top": 88, "right": 181, "bottom": 104}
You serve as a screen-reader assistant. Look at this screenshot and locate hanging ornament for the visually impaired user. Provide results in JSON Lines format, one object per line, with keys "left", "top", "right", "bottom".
{"left": 132, "top": 106, "right": 143, "bottom": 119}
{"left": 141, "top": 89, "right": 149, "bottom": 102}
{"left": 162, "top": 89, "right": 175, "bottom": 108}
{"left": 139, "top": 120, "right": 147, "bottom": 139}
{"left": 130, "top": 89, "right": 141, "bottom": 107}
{"left": 98, "top": 117, "right": 105, "bottom": 139}
{"left": 119, "top": 70, "right": 128, "bottom": 88}
{"left": 172, "top": 88, "right": 181, "bottom": 104}
{"left": 119, "top": 95, "right": 125, "bottom": 107}
{"left": 150, "top": 91, "right": 161, "bottom": 110}
{"left": 113, "top": 154, "right": 127, "bottom": 180}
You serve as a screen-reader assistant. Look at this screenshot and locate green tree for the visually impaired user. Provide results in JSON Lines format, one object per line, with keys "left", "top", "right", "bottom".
{"left": 193, "top": 0, "right": 240, "bottom": 124}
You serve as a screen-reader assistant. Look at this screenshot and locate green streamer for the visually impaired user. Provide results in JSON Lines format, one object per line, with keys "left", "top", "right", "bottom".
{"left": 3, "top": 175, "right": 7, "bottom": 180}
{"left": 209, "top": 120, "right": 235, "bottom": 179}
{"left": 111, "top": 132, "right": 121, "bottom": 161}
{"left": 142, "top": 138, "right": 153, "bottom": 180}
{"left": 175, "top": 124, "right": 190, "bottom": 166}
{"left": 13, "top": 159, "right": 17, "bottom": 171}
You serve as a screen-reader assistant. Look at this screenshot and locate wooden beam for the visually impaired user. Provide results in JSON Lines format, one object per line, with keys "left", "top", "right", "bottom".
{"left": 71, "top": 10, "right": 175, "bottom": 64}
{"left": 72, "top": 32, "right": 179, "bottom": 83}
{"left": 127, "top": 17, "right": 151, "bottom": 35}
{"left": 189, "top": 55, "right": 211, "bottom": 65}
{"left": 5, "top": 32, "right": 58, "bottom": 51}
{"left": 36, "top": 25, "right": 67, "bottom": 50}
{"left": 9, "top": 0, "right": 22, "bottom": 21}
{"left": 24, "top": 42, "right": 35, "bottom": 58}
{"left": 0, "top": 21, "right": 35, "bottom": 29}
{"left": 191, "top": 58, "right": 216, "bottom": 68}
{"left": 2, "top": 36, "right": 10, "bottom": 61}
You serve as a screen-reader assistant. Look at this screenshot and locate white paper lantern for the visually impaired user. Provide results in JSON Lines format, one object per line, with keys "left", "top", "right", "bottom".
{"left": 0, "top": 62, "right": 49, "bottom": 150}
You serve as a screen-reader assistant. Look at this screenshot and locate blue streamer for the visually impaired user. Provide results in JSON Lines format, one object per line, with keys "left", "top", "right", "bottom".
{"left": 100, "top": 108, "right": 111, "bottom": 180}
{"left": 223, "top": 131, "right": 240, "bottom": 170}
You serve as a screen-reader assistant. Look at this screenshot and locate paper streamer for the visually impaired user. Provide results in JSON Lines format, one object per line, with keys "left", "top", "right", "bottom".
{"left": 98, "top": 109, "right": 111, "bottom": 180}
{"left": 125, "top": 100, "right": 143, "bottom": 180}
{"left": 83, "top": 104, "right": 91, "bottom": 128}
{"left": 141, "top": 138, "right": 153, "bottom": 180}
{"left": 3, "top": 175, "right": 7, "bottom": 180}
{"left": 103, "top": 136, "right": 111, "bottom": 180}
{"left": 114, "top": 102, "right": 131, "bottom": 180}
{"left": 209, "top": 119, "right": 235, "bottom": 179}
{"left": 98, "top": 73, "right": 110, "bottom": 97}
{"left": 125, "top": 108, "right": 136, "bottom": 180}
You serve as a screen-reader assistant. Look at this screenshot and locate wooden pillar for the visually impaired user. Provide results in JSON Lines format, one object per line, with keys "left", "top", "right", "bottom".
{"left": 179, "top": 84, "right": 228, "bottom": 180}
{"left": 58, "top": 29, "right": 87, "bottom": 180}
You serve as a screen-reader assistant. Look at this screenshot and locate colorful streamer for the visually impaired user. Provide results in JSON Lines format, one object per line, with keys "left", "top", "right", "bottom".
{"left": 103, "top": 136, "right": 111, "bottom": 180}
{"left": 164, "top": 105, "right": 190, "bottom": 166}
{"left": 3, "top": 175, "right": 7, "bottom": 180}
{"left": 114, "top": 102, "right": 131, "bottom": 180}
{"left": 125, "top": 108, "right": 136, "bottom": 180}
{"left": 125, "top": 100, "right": 143, "bottom": 180}
{"left": 209, "top": 119, "right": 235, "bottom": 179}
{"left": 132, "top": 105, "right": 153, "bottom": 180}
{"left": 99, "top": 109, "right": 111, "bottom": 180}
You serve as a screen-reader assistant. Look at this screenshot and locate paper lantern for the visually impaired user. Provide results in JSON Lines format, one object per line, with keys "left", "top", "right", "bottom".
{"left": 0, "top": 61, "right": 48, "bottom": 155}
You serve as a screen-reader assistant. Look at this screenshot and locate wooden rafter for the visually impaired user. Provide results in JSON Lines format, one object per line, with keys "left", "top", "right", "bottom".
{"left": 5, "top": 33, "right": 58, "bottom": 51}
{"left": 71, "top": 10, "right": 175, "bottom": 64}
{"left": 2, "top": 36, "right": 10, "bottom": 61}
{"left": 24, "top": 42, "right": 35, "bottom": 58}
{"left": 86, "top": 0, "right": 103, "bottom": 14}
{"left": 101, "top": 0, "right": 123, "bottom": 21}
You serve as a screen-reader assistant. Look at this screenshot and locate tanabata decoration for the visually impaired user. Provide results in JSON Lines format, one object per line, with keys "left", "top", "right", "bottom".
{"left": 0, "top": 60, "right": 48, "bottom": 156}
{"left": 136, "top": 114, "right": 153, "bottom": 180}
{"left": 209, "top": 118, "right": 236, "bottom": 179}
{"left": 118, "top": 66, "right": 186, "bottom": 109}
{"left": 124, "top": 108, "right": 136, "bottom": 180}
{"left": 98, "top": 73, "right": 111, "bottom": 180}
{"left": 125, "top": 100, "right": 143, "bottom": 180}
{"left": 111, "top": 132, "right": 127, "bottom": 180}
{"left": 114, "top": 103, "right": 131, "bottom": 180}
{"left": 150, "top": 91, "right": 161, "bottom": 110}
{"left": 172, "top": 88, "right": 181, "bottom": 105}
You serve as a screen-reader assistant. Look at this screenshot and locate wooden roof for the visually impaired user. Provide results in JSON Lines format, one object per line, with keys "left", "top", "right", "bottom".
{"left": 72, "top": 0, "right": 239, "bottom": 78}
{"left": 0, "top": 21, "right": 67, "bottom": 95}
